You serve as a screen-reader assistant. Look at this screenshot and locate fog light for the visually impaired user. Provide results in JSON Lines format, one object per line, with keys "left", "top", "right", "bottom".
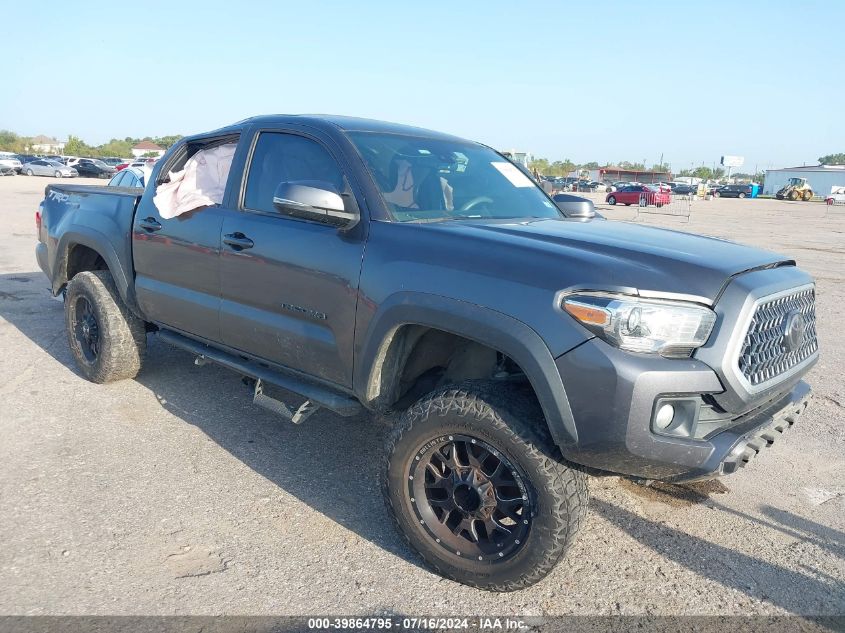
{"left": 654, "top": 404, "right": 675, "bottom": 429}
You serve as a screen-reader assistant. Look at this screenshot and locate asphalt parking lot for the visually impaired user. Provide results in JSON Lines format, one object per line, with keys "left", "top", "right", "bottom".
{"left": 0, "top": 175, "right": 843, "bottom": 616}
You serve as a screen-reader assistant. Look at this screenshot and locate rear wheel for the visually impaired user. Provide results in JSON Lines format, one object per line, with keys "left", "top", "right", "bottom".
{"left": 65, "top": 270, "right": 146, "bottom": 383}
{"left": 383, "top": 381, "right": 588, "bottom": 591}
{"left": 713, "top": 191, "right": 720, "bottom": 198}
{"left": 54, "top": 170, "right": 62, "bottom": 178}
{"left": 802, "top": 190, "right": 813, "bottom": 201}
{"left": 738, "top": 192, "right": 746, "bottom": 199}
{"left": 607, "top": 195, "right": 616, "bottom": 205}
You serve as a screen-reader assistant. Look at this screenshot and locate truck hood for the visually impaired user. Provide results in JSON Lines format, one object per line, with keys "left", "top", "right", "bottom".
{"left": 431, "top": 218, "right": 792, "bottom": 302}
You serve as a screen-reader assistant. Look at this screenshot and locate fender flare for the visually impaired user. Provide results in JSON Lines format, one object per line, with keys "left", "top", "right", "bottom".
{"left": 354, "top": 292, "right": 579, "bottom": 447}
{"left": 54, "top": 228, "right": 137, "bottom": 312}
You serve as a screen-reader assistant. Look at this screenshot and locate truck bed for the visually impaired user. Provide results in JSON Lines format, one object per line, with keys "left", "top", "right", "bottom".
{"left": 37, "top": 183, "right": 145, "bottom": 301}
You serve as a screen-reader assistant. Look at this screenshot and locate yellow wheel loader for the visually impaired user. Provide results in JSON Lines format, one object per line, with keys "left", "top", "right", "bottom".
{"left": 776, "top": 177, "right": 814, "bottom": 201}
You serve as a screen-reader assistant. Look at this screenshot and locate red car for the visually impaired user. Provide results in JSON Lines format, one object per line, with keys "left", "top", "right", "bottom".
{"left": 606, "top": 184, "right": 670, "bottom": 207}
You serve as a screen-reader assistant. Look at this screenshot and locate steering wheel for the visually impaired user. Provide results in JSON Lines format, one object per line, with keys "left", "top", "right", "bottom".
{"left": 459, "top": 196, "right": 494, "bottom": 212}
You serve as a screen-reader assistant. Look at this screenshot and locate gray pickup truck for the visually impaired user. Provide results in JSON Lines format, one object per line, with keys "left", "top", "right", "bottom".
{"left": 36, "top": 115, "right": 818, "bottom": 591}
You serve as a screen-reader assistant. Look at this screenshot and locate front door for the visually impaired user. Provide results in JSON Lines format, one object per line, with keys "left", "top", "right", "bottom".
{"left": 218, "top": 129, "right": 366, "bottom": 387}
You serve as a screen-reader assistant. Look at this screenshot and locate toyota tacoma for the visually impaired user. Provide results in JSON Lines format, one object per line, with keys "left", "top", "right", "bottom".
{"left": 35, "top": 115, "right": 818, "bottom": 591}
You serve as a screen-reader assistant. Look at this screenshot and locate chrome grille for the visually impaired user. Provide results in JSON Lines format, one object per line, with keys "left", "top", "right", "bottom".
{"left": 738, "top": 287, "right": 817, "bottom": 387}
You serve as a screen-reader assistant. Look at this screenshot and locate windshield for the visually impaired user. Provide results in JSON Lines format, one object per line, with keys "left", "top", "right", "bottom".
{"left": 348, "top": 132, "right": 562, "bottom": 222}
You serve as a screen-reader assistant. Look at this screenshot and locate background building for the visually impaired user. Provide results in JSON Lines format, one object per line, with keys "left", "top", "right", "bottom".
{"left": 500, "top": 150, "right": 532, "bottom": 168}
{"left": 573, "top": 165, "right": 672, "bottom": 184}
{"left": 763, "top": 165, "right": 845, "bottom": 196}
{"left": 131, "top": 141, "right": 165, "bottom": 158}
{"left": 30, "top": 135, "right": 65, "bottom": 154}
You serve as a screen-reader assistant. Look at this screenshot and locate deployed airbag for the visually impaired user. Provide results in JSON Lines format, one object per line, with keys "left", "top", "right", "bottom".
{"left": 153, "top": 143, "right": 237, "bottom": 219}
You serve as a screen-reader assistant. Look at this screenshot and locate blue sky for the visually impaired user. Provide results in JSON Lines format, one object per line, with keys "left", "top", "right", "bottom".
{"left": 3, "top": 0, "right": 841, "bottom": 170}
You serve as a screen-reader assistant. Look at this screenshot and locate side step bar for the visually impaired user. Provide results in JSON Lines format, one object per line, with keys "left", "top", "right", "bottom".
{"left": 157, "top": 329, "right": 363, "bottom": 418}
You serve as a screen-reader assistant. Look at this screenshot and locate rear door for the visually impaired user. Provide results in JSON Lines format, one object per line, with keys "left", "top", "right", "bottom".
{"left": 217, "top": 127, "right": 367, "bottom": 387}
{"left": 132, "top": 135, "right": 240, "bottom": 342}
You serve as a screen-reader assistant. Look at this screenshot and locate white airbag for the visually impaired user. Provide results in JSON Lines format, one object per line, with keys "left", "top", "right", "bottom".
{"left": 153, "top": 143, "right": 237, "bottom": 219}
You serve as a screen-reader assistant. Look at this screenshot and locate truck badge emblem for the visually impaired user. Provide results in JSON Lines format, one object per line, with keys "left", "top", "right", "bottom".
{"left": 782, "top": 310, "right": 806, "bottom": 353}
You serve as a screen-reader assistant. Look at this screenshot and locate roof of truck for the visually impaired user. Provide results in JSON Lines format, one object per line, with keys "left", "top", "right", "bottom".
{"left": 201, "top": 114, "right": 465, "bottom": 142}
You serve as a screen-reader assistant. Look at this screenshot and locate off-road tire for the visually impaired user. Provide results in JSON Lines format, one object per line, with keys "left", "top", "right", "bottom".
{"left": 382, "top": 381, "right": 588, "bottom": 591}
{"left": 802, "top": 190, "right": 813, "bottom": 201}
{"left": 65, "top": 270, "right": 146, "bottom": 383}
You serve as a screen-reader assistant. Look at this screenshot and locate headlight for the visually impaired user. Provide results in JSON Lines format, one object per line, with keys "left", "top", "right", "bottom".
{"left": 561, "top": 292, "right": 716, "bottom": 358}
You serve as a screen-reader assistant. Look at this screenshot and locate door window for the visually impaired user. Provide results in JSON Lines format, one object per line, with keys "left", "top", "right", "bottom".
{"left": 243, "top": 132, "right": 345, "bottom": 214}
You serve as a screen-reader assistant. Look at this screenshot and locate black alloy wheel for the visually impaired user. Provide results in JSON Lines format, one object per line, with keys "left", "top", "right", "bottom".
{"left": 408, "top": 434, "right": 531, "bottom": 562}
{"left": 72, "top": 295, "right": 100, "bottom": 363}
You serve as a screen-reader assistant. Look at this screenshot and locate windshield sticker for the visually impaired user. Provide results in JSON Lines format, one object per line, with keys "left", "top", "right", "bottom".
{"left": 491, "top": 162, "right": 534, "bottom": 188}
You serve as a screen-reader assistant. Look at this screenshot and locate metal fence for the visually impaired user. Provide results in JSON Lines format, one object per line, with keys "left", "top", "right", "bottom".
{"left": 630, "top": 189, "right": 693, "bottom": 223}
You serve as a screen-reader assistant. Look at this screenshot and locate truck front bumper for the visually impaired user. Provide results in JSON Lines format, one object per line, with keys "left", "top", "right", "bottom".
{"left": 555, "top": 339, "right": 812, "bottom": 482}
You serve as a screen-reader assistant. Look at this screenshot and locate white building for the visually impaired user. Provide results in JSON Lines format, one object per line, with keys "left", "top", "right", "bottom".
{"left": 131, "top": 141, "right": 165, "bottom": 158}
{"left": 31, "top": 135, "right": 65, "bottom": 154}
{"left": 500, "top": 150, "right": 532, "bottom": 168}
{"left": 763, "top": 164, "right": 845, "bottom": 196}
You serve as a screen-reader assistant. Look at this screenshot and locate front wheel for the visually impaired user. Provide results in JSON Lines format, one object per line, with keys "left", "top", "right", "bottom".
{"left": 65, "top": 270, "right": 147, "bottom": 383}
{"left": 54, "top": 170, "right": 63, "bottom": 178}
{"left": 383, "top": 381, "right": 588, "bottom": 591}
{"left": 607, "top": 195, "right": 616, "bottom": 205}
{"left": 26, "top": 169, "right": 33, "bottom": 176}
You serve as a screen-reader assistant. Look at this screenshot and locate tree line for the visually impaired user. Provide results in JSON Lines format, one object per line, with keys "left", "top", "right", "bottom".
{"left": 526, "top": 156, "right": 770, "bottom": 182}
{"left": 0, "top": 129, "right": 183, "bottom": 158}
{"left": 527, "top": 158, "right": 672, "bottom": 178}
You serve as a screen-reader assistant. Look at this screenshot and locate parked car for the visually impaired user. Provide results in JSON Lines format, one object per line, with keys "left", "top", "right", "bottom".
{"left": 14, "top": 154, "right": 42, "bottom": 165}
{"left": 0, "top": 165, "right": 15, "bottom": 176}
{"left": 671, "top": 183, "right": 697, "bottom": 195}
{"left": 824, "top": 186, "right": 845, "bottom": 205}
{"left": 0, "top": 155, "right": 22, "bottom": 173}
{"left": 714, "top": 184, "right": 753, "bottom": 199}
{"left": 128, "top": 158, "right": 158, "bottom": 170}
{"left": 22, "top": 159, "right": 77, "bottom": 178}
{"left": 36, "top": 114, "right": 818, "bottom": 592}
{"left": 74, "top": 159, "right": 117, "bottom": 178}
{"left": 606, "top": 184, "right": 671, "bottom": 207}
{"left": 100, "top": 157, "right": 126, "bottom": 167}
{"left": 107, "top": 166, "right": 146, "bottom": 188}
{"left": 554, "top": 176, "right": 580, "bottom": 191}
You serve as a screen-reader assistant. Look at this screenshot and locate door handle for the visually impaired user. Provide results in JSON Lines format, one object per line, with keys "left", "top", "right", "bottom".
{"left": 223, "top": 232, "right": 254, "bottom": 250}
{"left": 138, "top": 217, "right": 162, "bottom": 232}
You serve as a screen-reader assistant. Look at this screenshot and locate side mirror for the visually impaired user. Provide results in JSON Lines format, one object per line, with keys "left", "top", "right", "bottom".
{"left": 273, "top": 181, "right": 359, "bottom": 229}
{"left": 552, "top": 193, "right": 598, "bottom": 220}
